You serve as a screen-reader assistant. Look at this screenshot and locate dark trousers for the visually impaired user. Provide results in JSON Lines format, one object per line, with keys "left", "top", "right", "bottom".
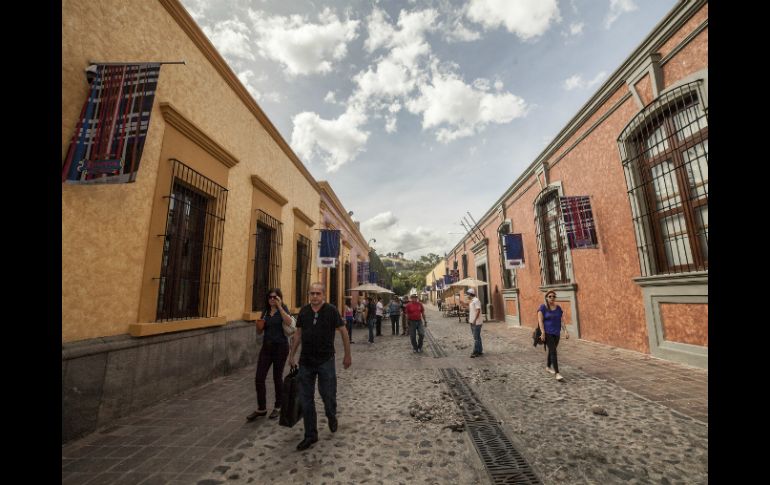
{"left": 298, "top": 357, "right": 337, "bottom": 440}
{"left": 346, "top": 317, "right": 354, "bottom": 341}
{"left": 390, "top": 315, "right": 400, "bottom": 334}
{"left": 255, "top": 341, "right": 289, "bottom": 410}
{"left": 545, "top": 334, "right": 561, "bottom": 373}
{"left": 376, "top": 315, "right": 382, "bottom": 336}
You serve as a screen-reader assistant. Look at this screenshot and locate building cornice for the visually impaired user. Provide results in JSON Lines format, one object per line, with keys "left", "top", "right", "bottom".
{"left": 157, "top": 0, "right": 320, "bottom": 194}
{"left": 250, "top": 175, "right": 288, "bottom": 206}
{"left": 159, "top": 102, "right": 240, "bottom": 168}
{"left": 317, "top": 181, "right": 370, "bottom": 250}
{"left": 293, "top": 207, "right": 315, "bottom": 227}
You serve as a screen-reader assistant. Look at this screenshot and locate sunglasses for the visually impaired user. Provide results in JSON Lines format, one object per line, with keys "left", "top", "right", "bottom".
{"left": 268, "top": 295, "right": 278, "bottom": 299}
{"left": 313, "top": 312, "right": 318, "bottom": 325}
{"left": 546, "top": 295, "right": 556, "bottom": 299}
{"left": 309, "top": 291, "right": 322, "bottom": 296}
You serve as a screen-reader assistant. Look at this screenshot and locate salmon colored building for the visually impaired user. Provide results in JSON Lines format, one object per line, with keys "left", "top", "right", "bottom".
{"left": 445, "top": 0, "right": 707, "bottom": 369}
{"left": 61, "top": 0, "right": 365, "bottom": 441}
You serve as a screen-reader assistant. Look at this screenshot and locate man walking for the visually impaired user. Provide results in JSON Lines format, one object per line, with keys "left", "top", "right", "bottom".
{"left": 375, "top": 296, "right": 384, "bottom": 336}
{"left": 387, "top": 297, "right": 401, "bottom": 335}
{"left": 365, "top": 295, "right": 377, "bottom": 343}
{"left": 289, "top": 282, "right": 352, "bottom": 451}
{"left": 467, "top": 288, "right": 483, "bottom": 357}
{"left": 405, "top": 292, "right": 428, "bottom": 353}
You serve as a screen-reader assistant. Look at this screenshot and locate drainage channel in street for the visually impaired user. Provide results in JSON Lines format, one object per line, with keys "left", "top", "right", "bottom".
{"left": 425, "top": 329, "right": 543, "bottom": 485}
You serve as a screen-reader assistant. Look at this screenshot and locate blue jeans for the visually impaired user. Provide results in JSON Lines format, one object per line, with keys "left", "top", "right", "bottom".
{"left": 368, "top": 317, "right": 376, "bottom": 342}
{"left": 472, "top": 324, "right": 483, "bottom": 355}
{"left": 298, "top": 357, "right": 337, "bottom": 440}
{"left": 409, "top": 320, "right": 424, "bottom": 351}
{"left": 346, "top": 317, "right": 354, "bottom": 341}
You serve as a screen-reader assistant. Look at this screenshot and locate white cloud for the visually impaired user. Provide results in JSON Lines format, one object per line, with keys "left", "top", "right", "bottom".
{"left": 362, "top": 211, "right": 399, "bottom": 231}
{"left": 248, "top": 8, "right": 359, "bottom": 76}
{"left": 181, "top": 0, "right": 209, "bottom": 22}
{"left": 354, "top": 57, "right": 417, "bottom": 100}
{"left": 384, "top": 227, "right": 451, "bottom": 255}
{"left": 563, "top": 71, "right": 607, "bottom": 91}
{"left": 290, "top": 105, "right": 370, "bottom": 172}
{"left": 385, "top": 116, "right": 398, "bottom": 133}
{"left": 236, "top": 69, "right": 282, "bottom": 103}
{"left": 567, "top": 22, "right": 584, "bottom": 36}
{"left": 444, "top": 22, "right": 481, "bottom": 43}
{"left": 605, "top": 0, "right": 638, "bottom": 29}
{"left": 324, "top": 91, "right": 337, "bottom": 104}
{"left": 202, "top": 19, "right": 256, "bottom": 61}
{"left": 466, "top": 0, "right": 561, "bottom": 40}
{"left": 406, "top": 73, "right": 528, "bottom": 143}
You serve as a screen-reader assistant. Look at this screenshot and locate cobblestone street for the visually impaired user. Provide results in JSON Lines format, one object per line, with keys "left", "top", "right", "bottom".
{"left": 63, "top": 305, "right": 707, "bottom": 484}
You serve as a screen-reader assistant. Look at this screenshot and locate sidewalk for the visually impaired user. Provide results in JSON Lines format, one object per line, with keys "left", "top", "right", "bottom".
{"left": 62, "top": 306, "right": 707, "bottom": 484}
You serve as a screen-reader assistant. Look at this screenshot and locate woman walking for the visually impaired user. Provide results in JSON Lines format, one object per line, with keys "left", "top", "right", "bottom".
{"left": 344, "top": 300, "right": 355, "bottom": 344}
{"left": 537, "top": 290, "right": 569, "bottom": 381}
{"left": 247, "top": 288, "right": 293, "bottom": 421}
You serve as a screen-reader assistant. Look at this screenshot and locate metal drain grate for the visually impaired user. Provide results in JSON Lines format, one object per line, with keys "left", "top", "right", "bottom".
{"left": 425, "top": 328, "right": 448, "bottom": 357}
{"left": 437, "top": 363, "right": 542, "bottom": 484}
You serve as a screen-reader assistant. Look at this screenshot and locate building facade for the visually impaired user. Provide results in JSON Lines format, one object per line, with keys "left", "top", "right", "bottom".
{"left": 444, "top": 0, "right": 707, "bottom": 369}
{"left": 317, "top": 181, "right": 371, "bottom": 311}
{"left": 62, "top": 0, "right": 364, "bottom": 441}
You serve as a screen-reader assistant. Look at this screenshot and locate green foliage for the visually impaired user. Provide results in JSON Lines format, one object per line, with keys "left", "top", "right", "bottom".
{"left": 381, "top": 252, "right": 443, "bottom": 296}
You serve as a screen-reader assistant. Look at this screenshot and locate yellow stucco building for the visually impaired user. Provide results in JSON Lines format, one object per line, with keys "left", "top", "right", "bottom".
{"left": 62, "top": 0, "right": 361, "bottom": 442}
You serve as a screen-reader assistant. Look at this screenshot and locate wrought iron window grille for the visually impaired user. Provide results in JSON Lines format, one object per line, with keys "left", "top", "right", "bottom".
{"left": 618, "top": 82, "right": 708, "bottom": 277}
{"left": 535, "top": 190, "right": 572, "bottom": 286}
{"left": 252, "top": 210, "right": 283, "bottom": 312}
{"left": 155, "top": 159, "right": 228, "bottom": 322}
{"left": 295, "top": 234, "right": 312, "bottom": 308}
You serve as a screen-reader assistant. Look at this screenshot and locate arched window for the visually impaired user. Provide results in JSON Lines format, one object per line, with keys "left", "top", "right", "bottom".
{"left": 618, "top": 81, "right": 708, "bottom": 276}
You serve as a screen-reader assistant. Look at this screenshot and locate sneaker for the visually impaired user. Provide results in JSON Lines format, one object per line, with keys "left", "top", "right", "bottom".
{"left": 555, "top": 373, "right": 564, "bottom": 381}
{"left": 546, "top": 367, "right": 556, "bottom": 374}
{"left": 268, "top": 408, "right": 280, "bottom": 419}
{"left": 470, "top": 353, "right": 477, "bottom": 358}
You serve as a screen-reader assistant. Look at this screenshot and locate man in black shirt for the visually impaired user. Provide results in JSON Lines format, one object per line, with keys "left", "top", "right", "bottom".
{"left": 289, "top": 282, "right": 352, "bottom": 451}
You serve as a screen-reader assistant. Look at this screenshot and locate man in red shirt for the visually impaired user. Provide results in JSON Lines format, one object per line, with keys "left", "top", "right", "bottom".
{"left": 405, "top": 292, "right": 428, "bottom": 353}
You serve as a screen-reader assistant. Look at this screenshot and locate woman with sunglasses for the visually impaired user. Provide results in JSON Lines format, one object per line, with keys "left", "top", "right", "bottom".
{"left": 247, "top": 288, "right": 293, "bottom": 421}
{"left": 537, "top": 290, "right": 569, "bottom": 381}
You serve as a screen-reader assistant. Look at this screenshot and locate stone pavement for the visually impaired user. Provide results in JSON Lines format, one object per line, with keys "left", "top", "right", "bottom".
{"left": 62, "top": 305, "right": 707, "bottom": 484}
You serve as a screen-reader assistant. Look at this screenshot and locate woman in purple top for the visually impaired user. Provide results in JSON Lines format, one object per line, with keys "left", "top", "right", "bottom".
{"left": 537, "top": 290, "right": 569, "bottom": 381}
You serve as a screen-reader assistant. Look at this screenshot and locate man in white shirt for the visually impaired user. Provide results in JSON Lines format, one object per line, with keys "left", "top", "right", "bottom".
{"left": 375, "top": 297, "right": 384, "bottom": 336}
{"left": 467, "top": 288, "right": 483, "bottom": 358}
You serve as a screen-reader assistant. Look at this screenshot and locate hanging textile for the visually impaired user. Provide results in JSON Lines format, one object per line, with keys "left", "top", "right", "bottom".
{"left": 318, "top": 230, "right": 340, "bottom": 268}
{"left": 503, "top": 233, "right": 525, "bottom": 269}
{"left": 62, "top": 63, "right": 162, "bottom": 184}
{"left": 368, "top": 271, "right": 378, "bottom": 284}
{"left": 559, "top": 196, "right": 599, "bottom": 249}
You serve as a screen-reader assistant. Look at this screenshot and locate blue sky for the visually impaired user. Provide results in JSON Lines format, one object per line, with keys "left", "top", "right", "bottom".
{"left": 180, "top": 0, "right": 677, "bottom": 259}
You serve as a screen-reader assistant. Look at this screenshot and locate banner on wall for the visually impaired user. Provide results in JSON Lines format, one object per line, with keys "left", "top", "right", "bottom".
{"left": 503, "top": 233, "right": 525, "bottom": 269}
{"left": 560, "top": 196, "right": 599, "bottom": 249}
{"left": 62, "top": 63, "right": 162, "bottom": 184}
{"left": 317, "top": 230, "right": 340, "bottom": 268}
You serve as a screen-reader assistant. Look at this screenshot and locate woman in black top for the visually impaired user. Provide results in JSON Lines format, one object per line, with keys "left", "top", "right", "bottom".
{"left": 247, "top": 288, "right": 294, "bottom": 421}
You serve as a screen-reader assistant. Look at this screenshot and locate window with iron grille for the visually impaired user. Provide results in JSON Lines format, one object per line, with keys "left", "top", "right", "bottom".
{"left": 618, "top": 82, "right": 708, "bottom": 276}
{"left": 497, "top": 222, "right": 515, "bottom": 289}
{"left": 329, "top": 265, "right": 339, "bottom": 308}
{"left": 252, "top": 211, "right": 283, "bottom": 312}
{"left": 536, "top": 191, "right": 571, "bottom": 285}
{"left": 295, "top": 234, "right": 312, "bottom": 308}
{"left": 461, "top": 254, "right": 468, "bottom": 279}
{"left": 156, "top": 159, "right": 227, "bottom": 321}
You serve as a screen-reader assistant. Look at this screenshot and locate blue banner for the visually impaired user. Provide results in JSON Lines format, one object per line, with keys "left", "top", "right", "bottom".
{"left": 368, "top": 271, "right": 378, "bottom": 283}
{"left": 503, "top": 233, "right": 525, "bottom": 269}
{"left": 318, "top": 229, "right": 340, "bottom": 267}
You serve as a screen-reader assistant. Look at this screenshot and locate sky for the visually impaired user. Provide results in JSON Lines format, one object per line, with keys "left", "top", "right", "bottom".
{"left": 180, "top": 0, "right": 677, "bottom": 259}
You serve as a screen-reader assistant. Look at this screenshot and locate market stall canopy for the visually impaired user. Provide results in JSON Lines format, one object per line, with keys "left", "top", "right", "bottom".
{"left": 449, "top": 277, "right": 489, "bottom": 288}
{"left": 348, "top": 283, "right": 394, "bottom": 294}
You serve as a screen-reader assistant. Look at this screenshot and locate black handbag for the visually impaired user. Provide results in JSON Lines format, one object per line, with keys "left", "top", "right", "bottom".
{"left": 532, "top": 326, "right": 543, "bottom": 347}
{"left": 279, "top": 365, "right": 302, "bottom": 428}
